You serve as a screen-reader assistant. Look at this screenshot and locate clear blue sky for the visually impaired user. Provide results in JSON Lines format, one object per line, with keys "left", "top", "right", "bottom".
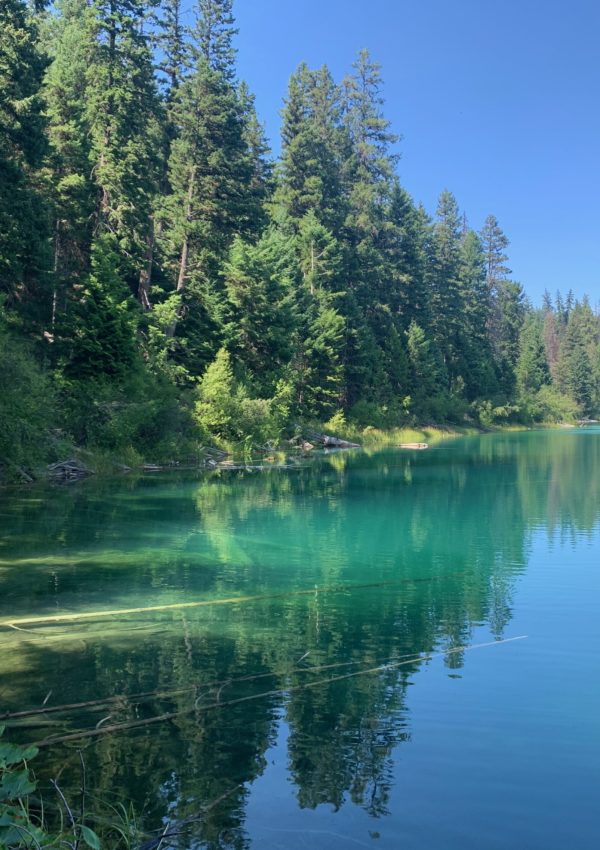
{"left": 230, "top": 0, "right": 600, "bottom": 306}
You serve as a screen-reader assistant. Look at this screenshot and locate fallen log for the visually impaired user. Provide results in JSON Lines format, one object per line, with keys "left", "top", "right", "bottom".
{"left": 305, "top": 431, "right": 360, "bottom": 449}
{"left": 398, "top": 442, "right": 429, "bottom": 450}
{"left": 47, "top": 459, "right": 93, "bottom": 480}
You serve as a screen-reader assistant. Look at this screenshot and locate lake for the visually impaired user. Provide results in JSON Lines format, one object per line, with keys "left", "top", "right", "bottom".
{"left": 1, "top": 429, "right": 599, "bottom": 850}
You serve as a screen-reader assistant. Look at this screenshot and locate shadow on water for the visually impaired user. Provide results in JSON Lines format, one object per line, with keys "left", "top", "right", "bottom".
{"left": 1, "top": 429, "right": 599, "bottom": 848}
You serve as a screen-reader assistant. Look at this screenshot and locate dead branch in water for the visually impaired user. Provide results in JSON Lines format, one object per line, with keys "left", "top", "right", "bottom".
{"left": 33, "top": 636, "right": 527, "bottom": 748}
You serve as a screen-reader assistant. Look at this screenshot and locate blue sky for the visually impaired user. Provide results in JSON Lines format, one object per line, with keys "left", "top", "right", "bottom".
{"left": 231, "top": 0, "right": 600, "bottom": 305}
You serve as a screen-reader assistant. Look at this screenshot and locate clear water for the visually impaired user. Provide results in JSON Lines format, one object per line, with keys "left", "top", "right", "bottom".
{"left": 1, "top": 429, "right": 599, "bottom": 849}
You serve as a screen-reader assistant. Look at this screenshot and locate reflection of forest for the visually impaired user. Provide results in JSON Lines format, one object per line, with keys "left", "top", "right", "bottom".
{"left": 1, "top": 431, "right": 599, "bottom": 847}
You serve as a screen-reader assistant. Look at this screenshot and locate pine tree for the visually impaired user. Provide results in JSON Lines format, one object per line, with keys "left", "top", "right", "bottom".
{"left": 479, "top": 214, "right": 525, "bottom": 393}
{"left": 157, "top": 0, "right": 189, "bottom": 95}
{"left": 342, "top": 49, "right": 399, "bottom": 198}
{"left": 458, "top": 229, "right": 497, "bottom": 398}
{"left": 495, "top": 279, "right": 525, "bottom": 393}
{"left": 542, "top": 292, "right": 560, "bottom": 380}
{"left": 406, "top": 320, "right": 443, "bottom": 413}
{"left": 63, "top": 234, "right": 138, "bottom": 380}
{"left": 192, "top": 0, "right": 237, "bottom": 81}
{"left": 556, "top": 299, "right": 599, "bottom": 415}
{"left": 516, "top": 312, "right": 550, "bottom": 396}
{"left": 223, "top": 229, "right": 296, "bottom": 395}
{"left": 285, "top": 213, "right": 346, "bottom": 418}
{"left": 274, "top": 63, "right": 345, "bottom": 234}
{"left": 297, "top": 211, "right": 342, "bottom": 297}
{"left": 385, "top": 184, "right": 430, "bottom": 332}
{"left": 238, "top": 81, "right": 271, "bottom": 229}
{"left": 43, "top": 0, "right": 96, "bottom": 331}
{"left": 429, "top": 190, "right": 464, "bottom": 384}
{"left": 292, "top": 302, "right": 345, "bottom": 420}
{"left": 341, "top": 48, "right": 399, "bottom": 294}
{"left": 0, "top": 0, "right": 50, "bottom": 325}
{"left": 480, "top": 213, "right": 510, "bottom": 289}
{"left": 159, "top": 0, "right": 265, "bottom": 374}
{"left": 85, "top": 0, "right": 163, "bottom": 307}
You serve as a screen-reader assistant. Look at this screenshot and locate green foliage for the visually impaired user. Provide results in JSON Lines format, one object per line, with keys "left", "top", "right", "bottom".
{"left": 406, "top": 320, "right": 444, "bottom": 413}
{"left": 0, "top": 725, "right": 45, "bottom": 849}
{"left": 557, "top": 301, "right": 597, "bottom": 416}
{"left": 0, "top": 305, "right": 55, "bottom": 476}
{"left": 194, "top": 346, "right": 237, "bottom": 437}
{"left": 472, "top": 400, "right": 520, "bottom": 429}
{"left": 195, "top": 348, "right": 289, "bottom": 444}
{"left": 323, "top": 410, "right": 347, "bottom": 433}
{"left": 0, "top": 0, "right": 598, "bottom": 477}
{"left": 516, "top": 313, "right": 550, "bottom": 396}
{"left": 274, "top": 63, "right": 345, "bottom": 234}
{"left": 60, "top": 370, "right": 195, "bottom": 460}
{"left": 0, "top": 725, "right": 137, "bottom": 850}
{"left": 224, "top": 229, "right": 296, "bottom": 394}
{"left": 520, "top": 385, "right": 579, "bottom": 424}
{"left": 0, "top": 0, "right": 50, "bottom": 321}
{"left": 63, "top": 235, "right": 138, "bottom": 381}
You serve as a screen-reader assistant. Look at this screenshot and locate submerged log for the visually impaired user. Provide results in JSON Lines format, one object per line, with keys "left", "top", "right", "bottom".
{"left": 398, "top": 442, "right": 429, "bottom": 450}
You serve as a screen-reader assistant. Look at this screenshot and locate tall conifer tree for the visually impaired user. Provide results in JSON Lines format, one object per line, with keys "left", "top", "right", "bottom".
{"left": 0, "top": 0, "right": 49, "bottom": 325}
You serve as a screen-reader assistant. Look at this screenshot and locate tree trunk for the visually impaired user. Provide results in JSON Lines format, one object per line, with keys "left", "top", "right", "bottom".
{"left": 167, "top": 167, "right": 196, "bottom": 339}
{"left": 176, "top": 165, "right": 196, "bottom": 293}
{"left": 138, "top": 217, "right": 155, "bottom": 311}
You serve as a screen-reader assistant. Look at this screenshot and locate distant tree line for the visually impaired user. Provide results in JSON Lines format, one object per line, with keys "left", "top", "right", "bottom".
{"left": 1, "top": 0, "right": 599, "bottom": 473}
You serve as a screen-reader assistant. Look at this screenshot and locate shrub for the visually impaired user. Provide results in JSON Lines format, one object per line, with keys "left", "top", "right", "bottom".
{"left": 0, "top": 307, "right": 55, "bottom": 477}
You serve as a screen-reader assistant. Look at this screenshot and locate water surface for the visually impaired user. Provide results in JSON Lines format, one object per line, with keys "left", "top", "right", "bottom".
{"left": 1, "top": 430, "right": 599, "bottom": 849}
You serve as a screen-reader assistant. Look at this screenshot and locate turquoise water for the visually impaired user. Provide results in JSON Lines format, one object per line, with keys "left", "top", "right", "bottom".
{"left": 1, "top": 430, "right": 599, "bottom": 849}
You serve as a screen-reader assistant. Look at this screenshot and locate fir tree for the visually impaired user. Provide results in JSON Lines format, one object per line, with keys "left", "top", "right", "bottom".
{"left": 0, "top": 0, "right": 50, "bottom": 324}
{"left": 160, "top": 0, "right": 263, "bottom": 373}
{"left": 63, "top": 234, "right": 138, "bottom": 380}
{"left": 43, "top": 0, "right": 96, "bottom": 329}
{"left": 274, "top": 63, "right": 345, "bottom": 234}
{"left": 85, "top": 0, "right": 163, "bottom": 305}
{"left": 429, "top": 190, "right": 464, "bottom": 384}
{"left": 192, "top": 0, "right": 237, "bottom": 80}
{"left": 406, "top": 320, "right": 443, "bottom": 412}
{"left": 516, "top": 313, "right": 550, "bottom": 396}
{"left": 157, "top": 0, "right": 189, "bottom": 94}
{"left": 458, "top": 229, "right": 497, "bottom": 398}
{"left": 480, "top": 213, "right": 510, "bottom": 289}
{"left": 223, "top": 229, "right": 296, "bottom": 395}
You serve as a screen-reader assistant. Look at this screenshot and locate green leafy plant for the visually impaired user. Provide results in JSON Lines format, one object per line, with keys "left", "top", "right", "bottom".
{"left": 0, "top": 725, "right": 114, "bottom": 850}
{"left": 0, "top": 724, "right": 47, "bottom": 848}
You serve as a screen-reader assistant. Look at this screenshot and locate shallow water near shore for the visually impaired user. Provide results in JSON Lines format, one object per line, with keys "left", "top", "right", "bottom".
{"left": 1, "top": 429, "right": 599, "bottom": 849}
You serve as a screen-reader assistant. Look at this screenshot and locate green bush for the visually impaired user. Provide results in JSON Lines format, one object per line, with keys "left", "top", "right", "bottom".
{"left": 0, "top": 307, "right": 56, "bottom": 477}
{"left": 195, "top": 349, "right": 282, "bottom": 446}
{"left": 0, "top": 725, "right": 138, "bottom": 849}
{"left": 523, "top": 385, "right": 579, "bottom": 423}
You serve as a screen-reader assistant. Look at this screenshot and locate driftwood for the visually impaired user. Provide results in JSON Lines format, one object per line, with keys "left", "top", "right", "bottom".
{"left": 201, "top": 446, "right": 229, "bottom": 459}
{"left": 47, "top": 459, "right": 93, "bottom": 480}
{"left": 304, "top": 430, "right": 360, "bottom": 449}
{"left": 398, "top": 442, "right": 429, "bottom": 450}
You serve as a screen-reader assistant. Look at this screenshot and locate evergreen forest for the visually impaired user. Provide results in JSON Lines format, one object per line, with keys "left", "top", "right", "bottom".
{"left": 2, "top": 0, "right": 599, "bottom": 479}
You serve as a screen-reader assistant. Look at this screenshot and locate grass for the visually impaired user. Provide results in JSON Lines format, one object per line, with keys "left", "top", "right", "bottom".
{"left": 334, "top": 423, "right": 480, "bottom": 448}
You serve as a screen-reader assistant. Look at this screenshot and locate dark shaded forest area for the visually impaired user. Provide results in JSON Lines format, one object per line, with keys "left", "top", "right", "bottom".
{"left": 1, "top": 0, "right": 599, "bottom": 479}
